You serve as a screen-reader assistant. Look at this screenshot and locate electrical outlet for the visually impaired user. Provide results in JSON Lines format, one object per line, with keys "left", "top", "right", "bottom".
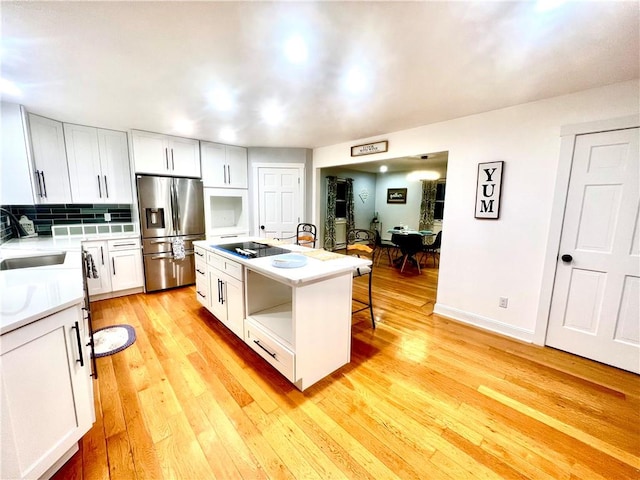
{"left": 104, "top": 213, "right": 111, "bottom": 222}
{"left": 499, "top": 297, "right": 508, "bottom": 308}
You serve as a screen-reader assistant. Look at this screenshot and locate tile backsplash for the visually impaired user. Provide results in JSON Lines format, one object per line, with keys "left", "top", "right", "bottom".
{"left": 1, "top": 204, "right": 133, "bottom": 238}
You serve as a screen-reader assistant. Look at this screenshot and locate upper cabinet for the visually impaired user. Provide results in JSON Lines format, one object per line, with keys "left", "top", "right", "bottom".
{"left": 131, "top": 130, "right": 201, "bottom": 178}
{"left": 0, "top": 102, "right": 35, "bottom": 204}
{"left": 28, "top": 113, "right": 72, "bottom": 204}
{"left": 65, "top": 124, "right": 132, "bottom": 204}
{"left": 201, "top": 141, "right": 248, "bottom": 188}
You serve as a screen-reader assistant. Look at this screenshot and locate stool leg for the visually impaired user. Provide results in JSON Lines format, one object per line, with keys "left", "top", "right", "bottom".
{"left": 368, "top": 271, "right": 375, "bottom": 329}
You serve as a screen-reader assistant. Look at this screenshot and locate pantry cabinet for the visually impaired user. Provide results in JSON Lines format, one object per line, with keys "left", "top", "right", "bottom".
{"left": 0, "top": 303, "right": 94, "bottom": 480}
{"left": 28, "top": 113, "right": 72, "bottom": 203}
{"left": 201, "top": 141, "right": 248, "bottom": 188}
{"left": 65, "top": 124, "right": 132, "bottom": 204}
{"left": 131, "top": 130, "right": 201, "bottom": 178}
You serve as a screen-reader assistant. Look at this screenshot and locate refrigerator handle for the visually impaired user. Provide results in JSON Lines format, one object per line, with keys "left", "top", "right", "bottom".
{"left": 169, "top": 180, "right": 177, "bottom": 234}
{"left": 174, "top": 181, "right": 181, "bottom": 234}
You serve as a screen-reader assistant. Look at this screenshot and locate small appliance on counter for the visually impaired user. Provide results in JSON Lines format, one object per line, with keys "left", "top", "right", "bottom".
{"left": 137, "top": 175, "right": 205, "bottom": 292}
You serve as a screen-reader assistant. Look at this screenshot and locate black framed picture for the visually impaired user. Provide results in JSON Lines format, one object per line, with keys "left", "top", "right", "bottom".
{"left": 387, "top": 188, "right": 407, "bottom": 204}
{"left": 475, "top": 161, "right": 504, "bottom": 219}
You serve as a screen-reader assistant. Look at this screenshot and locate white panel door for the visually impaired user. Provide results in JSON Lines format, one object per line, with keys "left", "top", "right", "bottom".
{"left": 65, "top": 124, "right": 103, "bottom": 203}
{"left": 83, "top": 240, "right": 112, "bottom": 296}
{"left": 257, "top": 167, "right": 301, "bottom": 239}
{"left": 168, "top": 136, "right": 201, "bottom": 178}
{"left": 547, "top": 128, "right": 639, "bottom": 373}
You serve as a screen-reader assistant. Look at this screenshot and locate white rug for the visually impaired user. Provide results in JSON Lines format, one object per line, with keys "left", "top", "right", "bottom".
{"left": 93, "top": 324, "right": 136, "bottom": 357}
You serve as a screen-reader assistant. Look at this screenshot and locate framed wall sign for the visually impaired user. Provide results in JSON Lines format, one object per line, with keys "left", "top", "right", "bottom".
{"left": 387, "top": 188, "right": 407, "bottom": 204}
{"left": 475, "top": 161, "right": 504, "bottom": 219}
{"left": 351, "top": 140, "right": 388, "bottom": 157}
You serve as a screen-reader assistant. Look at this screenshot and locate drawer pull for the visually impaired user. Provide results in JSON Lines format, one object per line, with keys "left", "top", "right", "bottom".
{"left": 195, "top": 250, "right": 204, "bottom": 256}
{"left": 113, "top": 243, "right": 136, "bottom": 247}
{"left": 253, "top": 339, "right": 276, "bottom": 359}
{"left": 196, "top": 268, "right": 205, "bottom": 275}
{"left": 197, "top": 291, "right": 206, "bottom": 299}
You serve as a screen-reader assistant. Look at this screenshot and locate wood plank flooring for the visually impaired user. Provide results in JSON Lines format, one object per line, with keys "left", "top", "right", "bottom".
{"left": 53, "top": 260, "right": 639, "bottom": 479}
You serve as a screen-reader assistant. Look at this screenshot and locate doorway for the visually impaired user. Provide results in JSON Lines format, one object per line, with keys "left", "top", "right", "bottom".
{"left": 546, "top": 126, "right": 639, "bottom": 373}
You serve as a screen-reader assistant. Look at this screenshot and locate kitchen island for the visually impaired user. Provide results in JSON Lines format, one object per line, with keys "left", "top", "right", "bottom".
{"left": 193, "top": 239, "right": 371, "bottom": 391}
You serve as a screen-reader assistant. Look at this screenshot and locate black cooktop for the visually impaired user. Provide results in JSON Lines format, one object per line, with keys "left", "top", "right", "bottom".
{"left": 214, "top": 241, "right": 289, "bottom": 259}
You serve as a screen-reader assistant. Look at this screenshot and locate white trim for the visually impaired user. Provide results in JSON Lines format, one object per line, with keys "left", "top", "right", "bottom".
{"left": 534, "top": 115, "right": 640, "bottom": 346}
{"left": 251, "top": 163, "right": 305, "bottom": 236}
{"left": 559, "top": 114, "right": 639, "bottom": 137}
{"left": 434, "top": 303, "right": 535, "bottom": 343}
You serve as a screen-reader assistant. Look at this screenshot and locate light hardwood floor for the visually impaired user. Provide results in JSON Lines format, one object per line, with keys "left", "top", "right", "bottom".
{"left": 53, "top": 259, "right": 639, "bottom": 479}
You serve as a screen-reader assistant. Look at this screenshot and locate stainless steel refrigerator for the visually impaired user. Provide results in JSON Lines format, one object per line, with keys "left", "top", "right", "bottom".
{"left": 136, "top": 175, "right": 205, "bottom": 292}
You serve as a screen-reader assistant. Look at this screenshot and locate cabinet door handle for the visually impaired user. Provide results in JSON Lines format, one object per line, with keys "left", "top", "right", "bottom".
{"left": 197, "top": 290, "right": 206, "bottom": 299}
{"left": 196, "top": 268, "right": 205, "bottom": 275}
{"left": 97, "top": 175, "right": 102, "bottom": 198}
{"left": 223, "top": 165, "right": 227, "bottom": 184}
{"left": 34, "top": 169, "right": 43, "bottom": 197}
{"left": 72, "top": 321, "right": 85, "bottom": 367}
{"left": 227, "top": 165, "right": 231, "bottom": 184}
{"left": 100, "top": 246, "right": 104, "bottom": 265}
{"left": 165, "top": 148, "right": 169, "bottom": 170}
{"left": 217, "top": 279, "right": 222, "bottom": 303}
{"left": 112, "top": 258, "right": 116, "bottom": 275}
{"left": 253, "top": 340, "right": 276, "bottom": 359}
{"left": 104, "top": 176, "right": 109, "bottom": 198}
{"left": 40, "top": 171, "right": 48, "bottom": 197}
{"left": 171, "top": 148, "right": 175, "bottom": 170}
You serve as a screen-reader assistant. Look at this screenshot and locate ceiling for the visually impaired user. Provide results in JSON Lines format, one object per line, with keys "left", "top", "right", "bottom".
{"left": 1, "top": 1, "right": 638, "bottom": 149}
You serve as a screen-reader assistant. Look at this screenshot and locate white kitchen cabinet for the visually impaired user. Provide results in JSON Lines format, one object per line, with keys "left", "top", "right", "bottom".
{"left": 201, "top": 141, "right": 248, "bottom": 188}
{"left": 196, "top": 247, "right": 245, "bottom": 338}
{"left": 28, "top": 113, "right": 72, "bottom": 203}
{"left": 65, "top": 124, "right": 132, "bottom": 204}
{"left": 0, "top": 102, "right": 35, "bottom": 204}
{"left": 1, "top": 303, "right": 94, "bottom": 480}
{"left": 83, "top": 238, "right": 143, "bottom": 300}
{"left": 83, "top": 240, "right": 112, "bottom": 296}
{"left": 131, "top": 130, "right": 201, "bottom": 178}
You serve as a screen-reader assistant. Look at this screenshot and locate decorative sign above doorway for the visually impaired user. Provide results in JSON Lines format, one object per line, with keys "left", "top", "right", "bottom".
{"left": 475, "top": 161, "right": 504, "bottom": 219}
{"left": 351, "top": 140, "right": 388, "bottom": 157}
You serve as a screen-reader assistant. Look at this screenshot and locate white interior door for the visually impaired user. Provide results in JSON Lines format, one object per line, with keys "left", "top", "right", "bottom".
{"left": 546, "top": 127, "right": 639, "bottom": 373}
{"left": 257, "top": 167, "right": 301, "bottom": 239}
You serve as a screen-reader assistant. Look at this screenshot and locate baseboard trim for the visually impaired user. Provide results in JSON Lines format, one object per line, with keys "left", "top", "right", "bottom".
{"left": 90, "top": 287, "right": 144, "bottom": 302}
{"left": 433, "top": 303, "right": 535, "bottom": 343}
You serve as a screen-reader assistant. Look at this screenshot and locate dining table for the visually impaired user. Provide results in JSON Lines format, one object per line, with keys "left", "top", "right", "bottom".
{"left": 387, "top": 229, "right": 435, "bottom": 272}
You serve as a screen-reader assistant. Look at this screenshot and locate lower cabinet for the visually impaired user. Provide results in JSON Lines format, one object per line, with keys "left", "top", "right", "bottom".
{"left": 1, "top": 303, "right": 95, "bottom": 480}
{"left": 194, "top": 246, "right": 245, "bottom": 338}
{"left": 83, "top": 237, "right": 143, "bottom": 299}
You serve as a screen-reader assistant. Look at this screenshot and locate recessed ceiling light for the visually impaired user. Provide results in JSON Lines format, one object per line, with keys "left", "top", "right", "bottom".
{"left": 208, "top": 87, "right": 235, "bottom": 112}
{"left": 379, "top": 165, "right": 388, "bottom": 173}
{"left": 261, "top": 101, "right": 284, "bottom": 126}
{"left": 284, "top": 35, "right": 308, "bottom": 64}
{"left": 219, "top": 127, "right": 237, "bottom": 143}
{"left": 344, "top": 66, "right": 371, "bottom": 95}
{"left": 407, "top": 170, "right": 440, "bottom": 181}
{"left": 0, "top": 78, "right": 22, "bottom": 97}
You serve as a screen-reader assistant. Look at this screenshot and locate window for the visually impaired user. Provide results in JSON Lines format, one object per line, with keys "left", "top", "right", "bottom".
{"left": 434, "top": 181, "right": 445, "bottom": 220}
{"left": 335, "top": 180, "right": 347, "bottom": 218}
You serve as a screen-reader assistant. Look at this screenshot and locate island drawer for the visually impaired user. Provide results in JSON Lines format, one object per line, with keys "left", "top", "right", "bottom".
{"left": 207, "top": 251, "right": 243, "bottom": 281}
{"left": 244, "top": 320, "right": 295, "bottom": 383}
{"left": 194, "top": 246, "right": 206, "bottom": 262}
{"left": 107, "top": 238, "right": 140, "bottom": 251}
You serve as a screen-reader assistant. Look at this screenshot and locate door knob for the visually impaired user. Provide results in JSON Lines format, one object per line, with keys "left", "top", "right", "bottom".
{"left": 561, "top": 254, "right": 573, "bottom": 263}
{"left": 260, "top": 225, "right": 265, "bottom": 230}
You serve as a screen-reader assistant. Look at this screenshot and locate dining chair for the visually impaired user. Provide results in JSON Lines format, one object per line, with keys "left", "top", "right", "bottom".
{"left": 346, "top": 229, "right": 376, "bottom": 328}
{"left": 421, "top": 230, "right": 442, "bottom": 267}
{"left": 393, "top": 233, "right": 423, "bottom": 273}
{"left": 296, "top": 223, "right": 317, "bottom": 248}
{"left": 374, "top": 229, "right": 397, "bottom": 266}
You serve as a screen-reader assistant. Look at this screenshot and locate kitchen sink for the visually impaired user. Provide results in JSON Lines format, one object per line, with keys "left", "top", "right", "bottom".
{"left": 0, "top": 252, "right": 67, "bottom": 270}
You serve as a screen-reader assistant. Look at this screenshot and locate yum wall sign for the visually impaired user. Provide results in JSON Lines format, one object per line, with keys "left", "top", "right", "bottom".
{"left": 475, "top": 161, "right": 504, "bottom": 219}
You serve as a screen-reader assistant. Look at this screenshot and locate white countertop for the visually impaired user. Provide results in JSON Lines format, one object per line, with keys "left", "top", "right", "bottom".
{"left": 194, "top": 238, "right": 371, "bottom": 286}
{"left": 0, "top": 233, "right": 138, "bottom": 335}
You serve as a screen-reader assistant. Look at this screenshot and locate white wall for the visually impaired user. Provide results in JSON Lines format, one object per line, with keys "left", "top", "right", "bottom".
{"left": 312, "top": 80, "right": 639, "bottom": 342}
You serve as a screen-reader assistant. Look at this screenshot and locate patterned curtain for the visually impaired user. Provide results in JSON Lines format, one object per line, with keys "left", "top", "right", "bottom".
{"left": 346, "top": 178, "right": 355, "bottom": 233}
{"left": 324, "top": 176, "right": 338, "bottom": 250}
{"left": 419, "top": 180, "right": 437, "bottom": 231}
